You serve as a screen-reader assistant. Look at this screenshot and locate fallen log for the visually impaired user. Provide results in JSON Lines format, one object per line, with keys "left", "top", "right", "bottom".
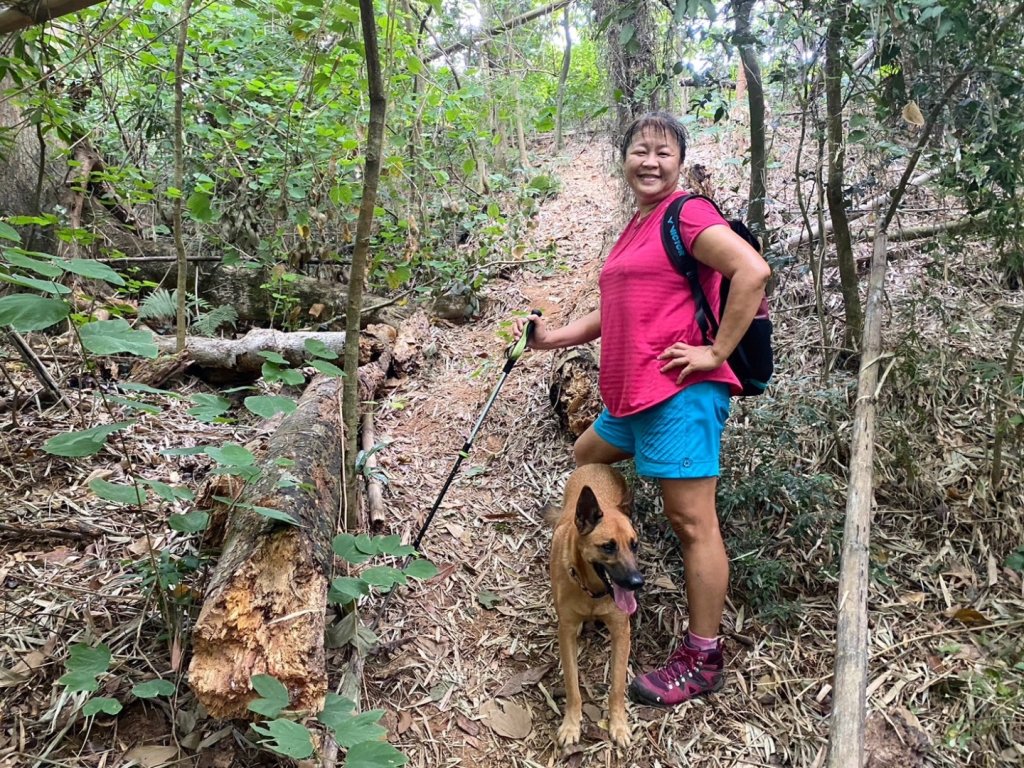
{"left": 548, "top": 346, "right": 602, "bottom": 438}
{"left": 187, "top": 373, "right": 344, "bottom": 719}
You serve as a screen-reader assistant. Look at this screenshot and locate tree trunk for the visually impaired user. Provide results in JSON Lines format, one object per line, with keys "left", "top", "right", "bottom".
{"left": 0, "top": 0, "right": 106, "bottom": 33}
{"left": 422, "top": 0, "right": 571, "bottom": 63}
{"left": 188, "top": 374, "right": 345, "bottom": 719}
{"left": 825, "top": 3, "right": 861, "bottom": 351}
{"left": 594, "top": 0, "right": 658, "bottom": 144}
{"left": 735, "top": 0, "right": 767, "bottom": 240}
{"left": 555, "top": 7, "right": 571, "bottom": 151}
{"left": 345, "top": 0, "right": 388, "bottom": 530}
{"left": 172, "top": 0, "right": 194, "bottom": 353}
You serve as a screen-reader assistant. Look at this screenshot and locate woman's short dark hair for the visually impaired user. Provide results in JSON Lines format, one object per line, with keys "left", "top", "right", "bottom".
{"left": 619, "top": 111, "right": 688, "bottom": 163}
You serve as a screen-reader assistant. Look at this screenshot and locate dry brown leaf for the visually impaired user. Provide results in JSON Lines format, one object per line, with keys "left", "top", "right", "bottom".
{"left": 902, "top": 101, "right": 925, "bottom": 126}
{"left": 397, "top": 710, "right": 413, "bottom": 735}
{"left": 494, "top": 663, "right": 553, "bottom": 697}
{"left": 479, "top": 699, "right": 532, "bottom": 739}
{"left": 124, "top": 745, "right": 179, "bottom": 767}
{"left": 950, "top": 607, "right": 991, "bottom": 626}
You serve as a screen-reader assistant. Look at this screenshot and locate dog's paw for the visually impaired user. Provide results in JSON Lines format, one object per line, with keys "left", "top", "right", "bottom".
{"left": 608, "top": 715, "right": 632, "bottom": 748}
{"left": 556, "top": 715, "right": 581, "bottom": 748}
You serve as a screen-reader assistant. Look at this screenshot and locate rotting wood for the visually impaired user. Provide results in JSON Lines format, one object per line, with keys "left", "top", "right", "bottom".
{"left": 391, "top": 309, "right": 430, "bottom": 377}
{"left": 548, "top": 347, "right": 601, "bottom": 438}
{"left": 187, "top": 374, "right": 344, "bottom": 719}
{"left": 153, "top": 328, "right": 349, "bottom": 377}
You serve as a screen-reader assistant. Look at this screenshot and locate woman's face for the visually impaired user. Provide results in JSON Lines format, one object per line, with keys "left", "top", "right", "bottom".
{"left": 623, "top": 127, "right": 683, "bottom": 211}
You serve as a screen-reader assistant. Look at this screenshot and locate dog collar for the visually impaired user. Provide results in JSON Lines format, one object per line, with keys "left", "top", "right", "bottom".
{"left": 569, "top": 566, "right": 610, "bottom": 600}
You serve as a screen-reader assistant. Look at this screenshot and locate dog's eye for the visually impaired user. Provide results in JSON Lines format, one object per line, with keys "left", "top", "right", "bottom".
{"left": 630, "top": 540, "right": 639, "bottom": 552}
{"left": 601, "top": 541, "right": 618, "bottom": 554}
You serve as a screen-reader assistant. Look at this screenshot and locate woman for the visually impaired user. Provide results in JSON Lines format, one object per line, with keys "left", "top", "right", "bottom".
{"left": 514, "top": 111, "right": 770, "bottom": 707}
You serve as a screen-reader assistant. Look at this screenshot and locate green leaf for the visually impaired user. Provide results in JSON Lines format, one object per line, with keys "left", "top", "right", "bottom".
{"left": 328, "top": 708, "right": 388, "bottom": 748}
{"left": 0, "top": 221, "right": 22, "bottom": 242}
{"left": 44, "top": 422, "right": 133, "bottom": 457}
{"left": 309, "top": 359, "right": 344, "bottom": 377}
{"left": 332, "top": 533, "right": 373, "bottom": 564}
{"left": 79, "top": 319, "right": 158, "bottom": 358}
{"left": 304, "top": 338, "right": 338, "bottom": 360}
{"left": 132, "top": 678, "right": 176, "bottom": 699}
{"left": 259, "top": 350, "right": 290, "bottom": 365}
{"left": 205, "top": 443, "right": 255, "bottom": 466}
{"left": 187, "top": 190, "right": 216, "bottom": 223}
{"left": 168, "top": 510, "right": 210, "bottom": 533}
{"left": 140, "top": 477, "right": 193, "bottom": 502}
{"left": 317, "top": 693, "right": 355, "bottom": 731}
{"left": 215, "top": 497, "right": 300, "bottom": 526}
{"left": 328, "top": 576, "right": 371, "bottom": 605}
{"left": 58, "top": 643, "right": 111, "bottom": 692}
{"left": 55, "top": 258, "right": 125, "bottom": 286}
{"left": 477, "top": 590, "right": 501, "bottom": 609}
{"left": 251, "top": 718, "right": 314, "bottom": 759}
{"left": 244, "top": 395, "right": 297, "bottom": 419}
{"left": 248, "top": 674, "right": 290, "bottom": 718}
{"left": 103, "top": 394, "right": 162, "bottom": 414}
{"left": 0, "top": 272, "right": 70, "bottom": 294}
{"left": 188, "top": 393, "right": 232, "bottom": 423}
{"left": 404, "top": 559, "right": 438, "bottom": 581}
{"left": 120, "top": 382, "right": 179, "bottom": 397}
{"left": 360, "top": 566, "right": 407, "bottom": 590}
{"left": 160, "top": 446, "right": 207, "bottom": 456}
{"left": 82, "top": 696, "right": 122, "bottom": 716}
{"left": 374, "top": 535, "right": 414, "bottom": 557}
{"left": 89, "top": 478, "right": 147, "bottom": 506}
{"left": 354, "top": 534, "right": 377, "bottom": 555}
{"left": 0, "top": 294, "right": 69, "bottom": 331}
{"left": 3, "top": 250, "right": 63, "bottom": 277}
{"left": 345, "top": 739, "right": 408, "bottom": 768}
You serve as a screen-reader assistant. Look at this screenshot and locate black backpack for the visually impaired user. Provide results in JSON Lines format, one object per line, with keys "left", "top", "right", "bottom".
{"left": 661, "top": 194, "right": 774, "bottom": 397}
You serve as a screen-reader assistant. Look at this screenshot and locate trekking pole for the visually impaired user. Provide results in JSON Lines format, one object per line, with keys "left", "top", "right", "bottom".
{"left": 371, "top": 310, "right": 541, "bottom": 628}
{"left": 410, "top": 309, "right": 541, "bottom": 550}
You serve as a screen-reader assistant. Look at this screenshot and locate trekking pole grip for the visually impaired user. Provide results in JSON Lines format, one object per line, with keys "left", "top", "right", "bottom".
{"left": 505, "top": 309, "right": 542, "bottom": 365}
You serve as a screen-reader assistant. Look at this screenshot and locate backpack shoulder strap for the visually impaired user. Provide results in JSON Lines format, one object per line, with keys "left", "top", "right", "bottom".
{"left": 661, "top": 194, "right": 721, "bottom": 341}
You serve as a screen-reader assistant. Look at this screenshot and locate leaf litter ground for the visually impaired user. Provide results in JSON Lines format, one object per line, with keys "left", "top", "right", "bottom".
{"left": 1, "top": 127, "right": 1023, "bottom": 768}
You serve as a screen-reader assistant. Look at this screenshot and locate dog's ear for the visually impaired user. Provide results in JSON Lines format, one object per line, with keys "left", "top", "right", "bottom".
{"left": 575, "top": 486, "right": 603, "bottom": 534}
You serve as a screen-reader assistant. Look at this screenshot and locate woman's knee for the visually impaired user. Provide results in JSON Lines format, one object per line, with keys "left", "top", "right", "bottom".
{"left": 573, "top": 427, "right": 631, "bottom": 466}
{"left": 660, "top": 479, "right": 720, "bottom": 544}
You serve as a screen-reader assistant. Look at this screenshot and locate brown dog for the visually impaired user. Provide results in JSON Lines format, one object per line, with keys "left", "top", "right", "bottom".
{"left": 549, "top": 464, "right": 643, "bottom": 748}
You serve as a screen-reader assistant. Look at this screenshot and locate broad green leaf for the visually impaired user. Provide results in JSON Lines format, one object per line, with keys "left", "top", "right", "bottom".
{"left": 132, "top": 679, "right": 176, "bottom": 699}
{"left": 79, "top": 319, "right": 158, "bottom": 358}
{"left": 89, "top": 478, "right": 147, "bottom": 506}
{"left": 353, "top": 534, "right": 377, "bottom": 555}
{"left": 303, "top": 338, "right": 338, "bottom": 359}
{"left": 0, "top": 294, "right": 69, "bottom": 331}
{"left": 160, "top": 446, "right": 207, "bottom": 456}
{"left": 477, "top": 590, "right": 501, "bottom": 609}
{"left": 332, "top": 533, "right": 372, "bottom": 564}
{"left": 309, "top": 359, "right": 344, "bottom": 377}
{"left": 326, "top": 707, "right": 388, "bottom": 748}
{"left": 374, "top": 535, "right": 414, "bottom": 557}
{"left": 0, "top": 222, "right": 21, "bottom": 242}
{"left": 345, "top": 739, "right": 408, "bottom": 768}
{"left": 317, "top": 693, "right": 355, "bottom": 731}
{"left": 243, "top": 395, "right": 297, "bottom": 419}
{"left": 248, "top": 674, "right": 290, "bottom": 718}
{"left": 188, "top": 393, "right": 232, "bottom": 423}
{"left": 44, "top": 422, "right": 133, "bottom": 457}
{"left": 119, "top": 382, "right": 178, "bottom": 397}
{"left": 102, "top": 394, "right": 162, "bottom": 414}
{"left": 251, "top": 719, "right": 314, "bottom": 759}
{"left": 360, "top": 566, "right": 406, "bottom": 590}
{"left": 3, "top": 250, "right": 62, "bottom": 277}
{"left": 258, "top": 350, "right": 290, "bottom": 365}
{"left": 58, "top": 644, "right": 111, "bottom": 692}
{"left": 205, "top": 443, "right": 255, "bottom": 466}
{"left": 214, "top": 497, "right": 300, "bottom": 526}
{"left": 141, "top": 477, "right": 193, "bottom": 502}
{"left": 82, "top": 696, "right": 122, "bottom": 716}
{"left": 168, "top": 510, "right": 210, "bottom": 533}
{"left": 55, "top": 258, "right": 126, "bottom": 287}
{"left": 328, "top": 576, "right": 371, "bottom": 605}
{"left": 187, "top": 190, "right": 216, "bottom": 222}
{"left": 404, "top": 559, "right": 439, "bottom": 581}
{"left": 0, "top": 272, "right": 70, "bottom": 294}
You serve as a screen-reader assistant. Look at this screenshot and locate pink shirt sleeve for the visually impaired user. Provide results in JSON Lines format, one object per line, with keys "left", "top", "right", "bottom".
{"left": 679, "top": 197, "right": 730, "bottom": 256}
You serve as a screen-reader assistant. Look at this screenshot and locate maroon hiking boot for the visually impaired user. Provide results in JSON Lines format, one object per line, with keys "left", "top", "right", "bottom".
{"left": 628, "top": 638, "right": 725, "bottom": 706}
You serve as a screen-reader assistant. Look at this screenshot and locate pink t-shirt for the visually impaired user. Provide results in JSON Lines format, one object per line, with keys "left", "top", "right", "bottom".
{"left": 599, "top": 190, "right": 742, "bottom": 417}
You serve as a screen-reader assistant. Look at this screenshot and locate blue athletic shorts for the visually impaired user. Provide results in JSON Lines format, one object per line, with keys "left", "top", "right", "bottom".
{"left": 593, "top": 382, "right": 730, "bottom": 479}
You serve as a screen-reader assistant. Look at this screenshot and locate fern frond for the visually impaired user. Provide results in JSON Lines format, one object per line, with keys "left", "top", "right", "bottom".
{"left": 190, "top": 304, "right": 238, "bottom": 337}
{"left": 138, "top": 288, "right": 177, "bottom": 320}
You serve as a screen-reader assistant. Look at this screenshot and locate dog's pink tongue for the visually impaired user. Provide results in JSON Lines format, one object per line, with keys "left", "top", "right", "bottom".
{"left": 612, "top": 584, "right": 637, "bottom": 615}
